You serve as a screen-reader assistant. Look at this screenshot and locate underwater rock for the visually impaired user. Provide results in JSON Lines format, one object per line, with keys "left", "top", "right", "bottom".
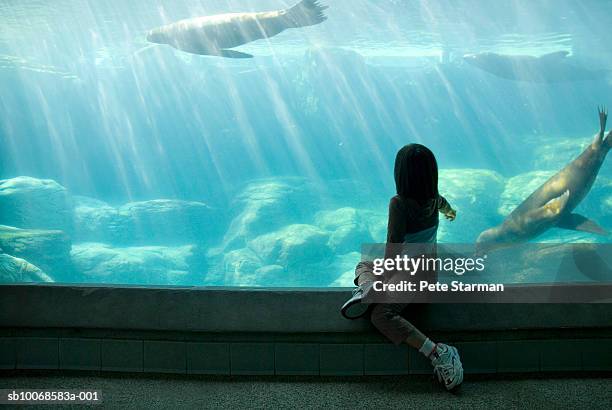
{"left": 360, "top": 210, "right": 388, "bottom": 243}
{"left": 529, "top": 136, "right": 593, "bottom": 172}
{"left": 315, "top": 207, "right": 374, "bottom": 253}
{"left": 219, "top": 248, "right": 293, "bottom": 286}
{"left": 437, "top": 169, "right": 506, "bottom": 242}
{"left": 0, "top": 253, "right": 52, "bottom": 283}
{"left": 218, "top": 242, "right": 352, "bottom": 287}
{"left": 120, "top": 199, "right": 217, "bottom": 245}
{"left": 483, "top": 243, "right": 610, "bottom": 285}
{"left": 0, "top": 225, "right": 72, "bottom": 278}
{"left": 222, "top": 177, "right": 319, "bottom": 250}
{"left": 254, "top": 265, "right": 286, "bottom": 285}
{"left": 522, "top": 243, "right": 611, "bottom": 283}
{"left": 73, "top": 196, "right": 218, "bottom": 245}
{"left": 528, "top": 135, "right": 611, "bottom": 179}
{"left": 328, "top": 252, "right": 361, "bottom": 287}
{"left": 221, "top": 247, "right": 264, "bottom": 286}
{"left": 70, "top": 243, "right": 206, "bottom": 285}
{"left": 73, "top": 196, "right": 129, "bottom": 243}
{"left": 0, "top": 176, "right": 73, "bottom": 232}
{"left": 498, "top": 171, "right": 555, "bottom": 217}
{"left": 247, "top": 224, "right": 332, "bottom": 280}
{"left": 319, "top": 179, "right": 388, "bottom": 210}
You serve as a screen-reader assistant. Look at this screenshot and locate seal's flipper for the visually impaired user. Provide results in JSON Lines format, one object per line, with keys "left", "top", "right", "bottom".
{"left": 218, "top": 49, "right": 254, "bottom": 59}
{"left": 557, "top": 213, "right": 609, "bottom": 235}
{"left": 523, "top": 190, "right": 570, "bottom": 227}
{"left": 284, "top": 0, "right": 328, "bottom": 28}
{"left": 596, "top": 106, "right": 608, "bottom": 146}
{"left": 539, "top": 51, "right": 570, "bottom": 61}
{"left": 542, "top": 190, "right": 570, "bottom": 217}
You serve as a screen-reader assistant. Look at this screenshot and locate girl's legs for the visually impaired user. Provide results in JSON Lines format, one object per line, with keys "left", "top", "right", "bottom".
{"left": 369, "top": 303, "right": 428, "bottom": 350}
{"left": 369, "top": 302, "right": 463, "bottom": 390}
{"left": 356, "top": 267, "right": 429, "bottom": 350}
{"left": 357, "top": 269, "right": 463, "bottom": 390}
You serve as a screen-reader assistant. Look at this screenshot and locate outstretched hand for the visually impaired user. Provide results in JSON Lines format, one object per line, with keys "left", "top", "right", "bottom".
{"left": 598, "top": 105, "right": 607, "bottom": 133}
{"left": 444, "top": 209, "right": 457, "bottom": 221}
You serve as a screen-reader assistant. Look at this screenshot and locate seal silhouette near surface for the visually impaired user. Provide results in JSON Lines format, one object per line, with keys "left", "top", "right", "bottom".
{"left": 146, "top": 0, "right": 328, "bottom": 58}
{"left": 464, "top": 51, "right": 610, "bottom": 83}
{"left": 477, "top": 107, "right": 611, "bottom": 252}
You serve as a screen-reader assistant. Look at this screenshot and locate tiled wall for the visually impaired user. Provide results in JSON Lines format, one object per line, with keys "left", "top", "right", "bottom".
{"left": 1, "top": 335, "right": 611, "bottom": 375}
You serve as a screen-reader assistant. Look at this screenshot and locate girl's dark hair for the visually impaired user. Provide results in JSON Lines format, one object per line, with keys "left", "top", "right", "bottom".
{"left": 394, "top": 144, "right": 439, "bottom": 201}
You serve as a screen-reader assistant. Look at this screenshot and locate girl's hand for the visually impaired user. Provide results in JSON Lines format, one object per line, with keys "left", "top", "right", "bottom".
{"left": 444, "top": 209, "right": 457, "bottom": 221}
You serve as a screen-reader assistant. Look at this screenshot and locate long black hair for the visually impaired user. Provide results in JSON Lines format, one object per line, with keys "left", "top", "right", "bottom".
{"left": 394, "top": 144, "right": 439, "bottom": 201}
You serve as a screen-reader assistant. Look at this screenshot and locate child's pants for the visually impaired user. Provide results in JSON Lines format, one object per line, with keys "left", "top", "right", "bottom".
{"left": 355, "top": 261, "right": 423, "bottom": 346}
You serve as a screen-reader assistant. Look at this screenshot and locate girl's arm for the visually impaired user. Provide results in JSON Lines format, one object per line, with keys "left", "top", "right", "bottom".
{"left": 384, "top": 197, "right": 407, "bottom": 260}
{"left": 438, "top": 195, "right": 457, "bottom": 221}
{"left": 386, "top": 196, "right": 407, "bottom": 243}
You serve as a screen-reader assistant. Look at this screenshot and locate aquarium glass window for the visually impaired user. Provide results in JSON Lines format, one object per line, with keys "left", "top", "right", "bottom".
{"left": 1, "top": 0, "right": 611, "bottom": 287}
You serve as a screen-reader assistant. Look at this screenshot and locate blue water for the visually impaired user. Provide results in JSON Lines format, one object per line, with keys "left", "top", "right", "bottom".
{"left": 0, "top": 0, "right": 610, "bottom": 287}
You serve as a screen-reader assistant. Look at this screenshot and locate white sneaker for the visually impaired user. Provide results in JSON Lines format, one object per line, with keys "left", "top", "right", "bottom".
{"left": 340, "top": 281, "right": 374, "bottom": 320}
{"left": 430, "top": 343, "right": 463, "bottom": 391}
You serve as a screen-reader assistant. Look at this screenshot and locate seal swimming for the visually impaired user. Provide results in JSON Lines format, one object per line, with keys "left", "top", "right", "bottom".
{"left": 464, "top": 51, "right": 610, "bottom": 83}
{"left": 477, "top": 107, "right": 611, "bottom": 252}
{"left": 146, "top": 0, "right": 328, "bottom": 58}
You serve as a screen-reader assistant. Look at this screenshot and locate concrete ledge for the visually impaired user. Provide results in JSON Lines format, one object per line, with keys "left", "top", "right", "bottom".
{"left": 1, "top": 284, "right": 612, "bottom": 333}
{"left": 1, "top": 284, "right": 612, "bottom": 375}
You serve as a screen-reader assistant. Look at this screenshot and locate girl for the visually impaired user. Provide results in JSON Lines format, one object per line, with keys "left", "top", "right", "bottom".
{"left": 341, "top": 143, "right": 463, "bottom": 391}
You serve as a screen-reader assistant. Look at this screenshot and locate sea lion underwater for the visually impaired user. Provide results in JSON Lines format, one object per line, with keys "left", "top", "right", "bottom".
{"left": 146, "top": 0, "right": 328, "bottom": 58}
{"left": 463, "top": 51, "right": 610, "bottom": 83}
{"left": 477, "top": 107, "right": 611, "bottom": 252}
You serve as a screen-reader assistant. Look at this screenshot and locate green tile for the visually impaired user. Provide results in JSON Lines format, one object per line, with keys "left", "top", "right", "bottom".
{"left": 230, "top": 343, "right": 274, "bottom": 375}
{"left": 364, "top": 344, "right": 409, "bottom": 375}
{"left": 320, "top": 344, "right": 363, "bottom": 376}
{"left": 0, "top": 338, "right": 16, "bottom": 369}
{"left": 455, "top": 341, "right": 497, "bottom": 374}
{"left": 60, "top": 338, "right": 101, "bottom": 371}
{"left": 144, "top": 341, "right": 186, "bottom": 374}
{"left": 101, "top": 340, "right": 143, "bottom": 372}
{"left": 497, "top": 340, "right": 540, "bottom": 373}
{"left": 16, "top": 337, "right": 59, "bottom": 370}
{"left": 187, "top": 343, "right": 230, "bottom": 375}
{"left": 408, "top": 348, "right": 432, "bottom": 375}
{"left": 275, "top": 343, "right": 319, "bottom": 375}
{"left": 581, "top": 339, "right": 612, "bottom": 371}
{"left": 540, "top": 340, "right": 581, "bottom": 372}
{"left": 0, "top": 329, "right": 14, "bottom": 337}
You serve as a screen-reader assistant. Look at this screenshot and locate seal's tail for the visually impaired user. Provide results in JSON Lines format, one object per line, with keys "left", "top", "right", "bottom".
{"left": 284, "top": 0, "right": 328, "bottom": 28}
